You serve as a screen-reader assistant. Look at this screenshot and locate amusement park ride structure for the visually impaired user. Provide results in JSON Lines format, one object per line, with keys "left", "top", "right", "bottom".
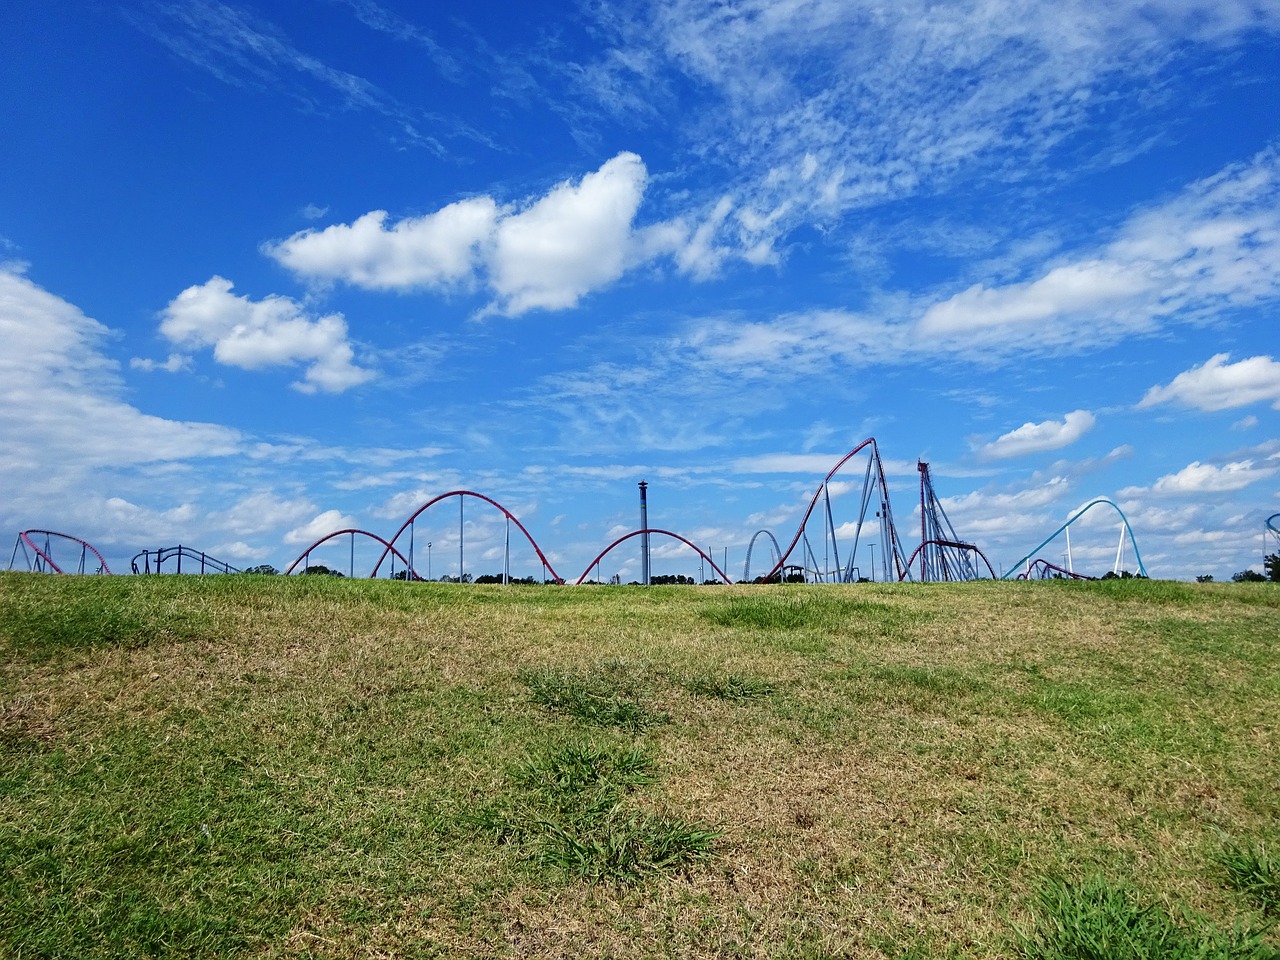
{"left": 6, "top": 438, "right": 1172, "bottom": 583}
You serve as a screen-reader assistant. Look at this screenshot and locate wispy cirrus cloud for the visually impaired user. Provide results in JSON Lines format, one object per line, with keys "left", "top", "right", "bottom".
{"left": 127, "top": 0, "right": 466, "bottom": 152}
{"left": 577, "top": 0, "right": 1280, "bottom": 260}
{"left": 914, "top": 147, "right": 1280, "bottom": 351}
{"left": 674, "top": 147, "right": 1280, "bottom": 378}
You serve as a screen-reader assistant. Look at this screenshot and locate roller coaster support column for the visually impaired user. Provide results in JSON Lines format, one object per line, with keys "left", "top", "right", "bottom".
{"left": 639, "top": 481, "right": 650, "bottom": 586}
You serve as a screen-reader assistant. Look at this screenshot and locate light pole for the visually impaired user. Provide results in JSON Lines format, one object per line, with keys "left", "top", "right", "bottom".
{"left": 427, "top": 542, "right": 432, "bottom": 582}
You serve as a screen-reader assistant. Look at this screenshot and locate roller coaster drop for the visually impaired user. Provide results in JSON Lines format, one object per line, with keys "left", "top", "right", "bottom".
{"left": 8, "top": 438, "right": 1155, "bottom": 582}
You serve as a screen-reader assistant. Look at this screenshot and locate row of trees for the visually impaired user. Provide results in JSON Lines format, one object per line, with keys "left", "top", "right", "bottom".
{"left": 1198, "top": 553, "right": 1280, "bottom": 583}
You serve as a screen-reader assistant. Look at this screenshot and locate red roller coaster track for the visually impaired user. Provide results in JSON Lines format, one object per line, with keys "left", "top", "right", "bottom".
{"left": 369, "top": 490, "right": 564, "bottom": 583}
{"left": 11, "top": 530, "right": 111, "bottom": 575}
{"left": 760, "top": 438, "right": 910, "bottom": 583}
{"left": 283, "top": 529, "right": 416, "bottom": 577}
{"left": 574, "top": 529, "right": 733, "bottom": 584}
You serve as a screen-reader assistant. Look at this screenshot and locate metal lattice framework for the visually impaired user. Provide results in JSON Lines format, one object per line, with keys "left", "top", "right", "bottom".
{"left": 759, "top": 438, "right": 912, "bottom": 583}
{"left": 8, "top": 449, "right": 1153, "bottom": 584}
{"left": 903, "top": 462, "right": 995, "bottom": 582}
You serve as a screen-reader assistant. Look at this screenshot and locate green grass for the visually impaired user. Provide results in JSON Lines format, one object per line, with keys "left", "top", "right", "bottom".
{"left": 519, "top": 664, "right": 670, "bottom": 729}
{"left": 1216, "top": 838, "right": 1280, "bottom": 917}
{"left": 1, "top": 573, "right": 1277, "bottom": 958}
{"left": 1020, "top": 875, "right": 1277, "bottom": 960}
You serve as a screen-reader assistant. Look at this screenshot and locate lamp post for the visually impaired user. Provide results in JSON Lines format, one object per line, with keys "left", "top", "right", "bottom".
{"left": 427, "top": 542, "right": 432, "bottom": 582}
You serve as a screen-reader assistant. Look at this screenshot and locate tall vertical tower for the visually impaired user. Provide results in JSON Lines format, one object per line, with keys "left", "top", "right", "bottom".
{"left": 638, "top": 481, "right": 650, "bottom": 586}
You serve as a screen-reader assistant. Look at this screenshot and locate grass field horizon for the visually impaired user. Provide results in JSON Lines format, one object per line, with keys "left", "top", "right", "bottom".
{"left": 2, "top": 573, "right": 1277, "bottom": 958}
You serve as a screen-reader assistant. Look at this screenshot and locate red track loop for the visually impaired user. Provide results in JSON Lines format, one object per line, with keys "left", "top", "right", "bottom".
{"left": 370, "top": 490, "right": 563, "bottom": 583}
{"left": 283, "top": 529, "right": 414, "bottom": 577}
{"left": 574, "top": 529, "right": 733, "bottom": 585}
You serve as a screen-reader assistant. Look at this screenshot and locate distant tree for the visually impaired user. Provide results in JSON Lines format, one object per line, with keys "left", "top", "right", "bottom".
{"left": 1195, "top": 574, "right": 1214, "bottom": 583}
{"left": 1232, "top": 568, "right": 1266, "bottom": 583}
{"left": 302, "top": 564, "right": 343, "bottom": 577}
{"left": 1265, "top": 553, "right": 1280, "bottom": 582}
{"left": 244, "top": 564, "right": 278, "bottom": 575}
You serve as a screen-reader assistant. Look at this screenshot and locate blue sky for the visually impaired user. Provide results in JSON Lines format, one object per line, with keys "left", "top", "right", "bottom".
{"left": 3, "top": 0, "right": 1279, "bottom": 582}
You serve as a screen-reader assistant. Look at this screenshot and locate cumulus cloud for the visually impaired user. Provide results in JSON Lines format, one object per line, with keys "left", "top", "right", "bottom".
{"left": 980, "top": 410, "right": 1097, "bottom": 459}
{"left": 488, "top": 152, "right": 649, "bottom": 314}
{"left": 1138, "top": 353, "right": 1280, "bottom": 411}
{"left": 1139, "top": 460, "right": 1278, "bottom": 495}
{"left": 0, "top": 266, "right": 241, "bottom": 472}
{"left": 266, "top": 198, "right": 499, "bottom": 291}
{"left": 283, "top": 509, "right": 360, "bottom": 545}
{"left": 160, "top": 276, "right": 374, "bottom": 393}
{"left": 265, "top": 152, "right": 661, "bottom": 316}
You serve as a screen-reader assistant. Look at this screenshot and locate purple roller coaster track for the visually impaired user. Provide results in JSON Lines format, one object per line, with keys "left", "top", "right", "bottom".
{"left": 7, "top": 440, "right": 1157, "bottom": 583}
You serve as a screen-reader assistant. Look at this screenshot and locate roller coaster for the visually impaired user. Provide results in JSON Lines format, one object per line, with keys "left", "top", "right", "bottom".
{"left": 7, "top": 439, "right": 1160, "bottom": 583}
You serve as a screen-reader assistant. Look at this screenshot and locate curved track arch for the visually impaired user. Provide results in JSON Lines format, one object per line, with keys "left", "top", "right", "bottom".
{"left": 762, "top": 438, "right": 910, "bottom": 583}
{"left": 10, "top": 530, "right": 111, "bottom": 574}
{"left": 742, "top": 529, "right": 783, "bottom": 582}
{"left": 900, "top": 539, "right": 996, "bottom": 581}
{"left": 1002, "top": 498, "right": 1148, "bottom": 580}
{"left": 1268, "top": 513, "right": 1280, "bottom": 547}
{"left": 371, "top": 490, "right": 563, "bottom": 584}
{"left": 575, "top": 529, "right": 733, "bottom": 585}
{"left": 284, "top": 529, "right": 415, "bottom": 577}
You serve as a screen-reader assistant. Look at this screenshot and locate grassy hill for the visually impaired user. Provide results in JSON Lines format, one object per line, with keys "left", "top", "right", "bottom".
{"left": 2, "top": 573, "right": 1277, "bottom": 958}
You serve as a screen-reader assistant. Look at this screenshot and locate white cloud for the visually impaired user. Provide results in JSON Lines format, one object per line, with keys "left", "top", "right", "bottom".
{"left": 130, "top": 353, "right": 192, "bottom": 374}
{"left": 918, "top": 262, "right": 1152, "bottom": 337}
{"left": 488, "top": 152, "right": 648, "bottom": 314}
{"left": 1138, "top": 354, "right": 1280, "bottom": 412}
{"left": 266, "top": 153, "right": 655, "bottom": 316}
{"left": 159, "top": 276, "right": 374, "bottom": 393}
{"left": 266, "top": 199, "right": 498, "bottom": 291}
{"left": 283, "top": 509, "right": 361, "bottom": 545}
{"left": 913, "top": 148, "right": 1280, "bottom": 351}
{"left": 223, "top": 491, "right": 318, "bottom": 538}
{"left": 580, "top": 0, "right": 1280, "bottom": 258}
{"left": 980, "top": 410, "right": 1097, "bottom": 459}
{"left": 0, "top": 267, "right": 242, "bottom": 473}
{"left": 1232, "top": 415, "right": 1260, "bottom": 431}
{"left": 1141, "top": 460, "right": 1278, "bottom": 495}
